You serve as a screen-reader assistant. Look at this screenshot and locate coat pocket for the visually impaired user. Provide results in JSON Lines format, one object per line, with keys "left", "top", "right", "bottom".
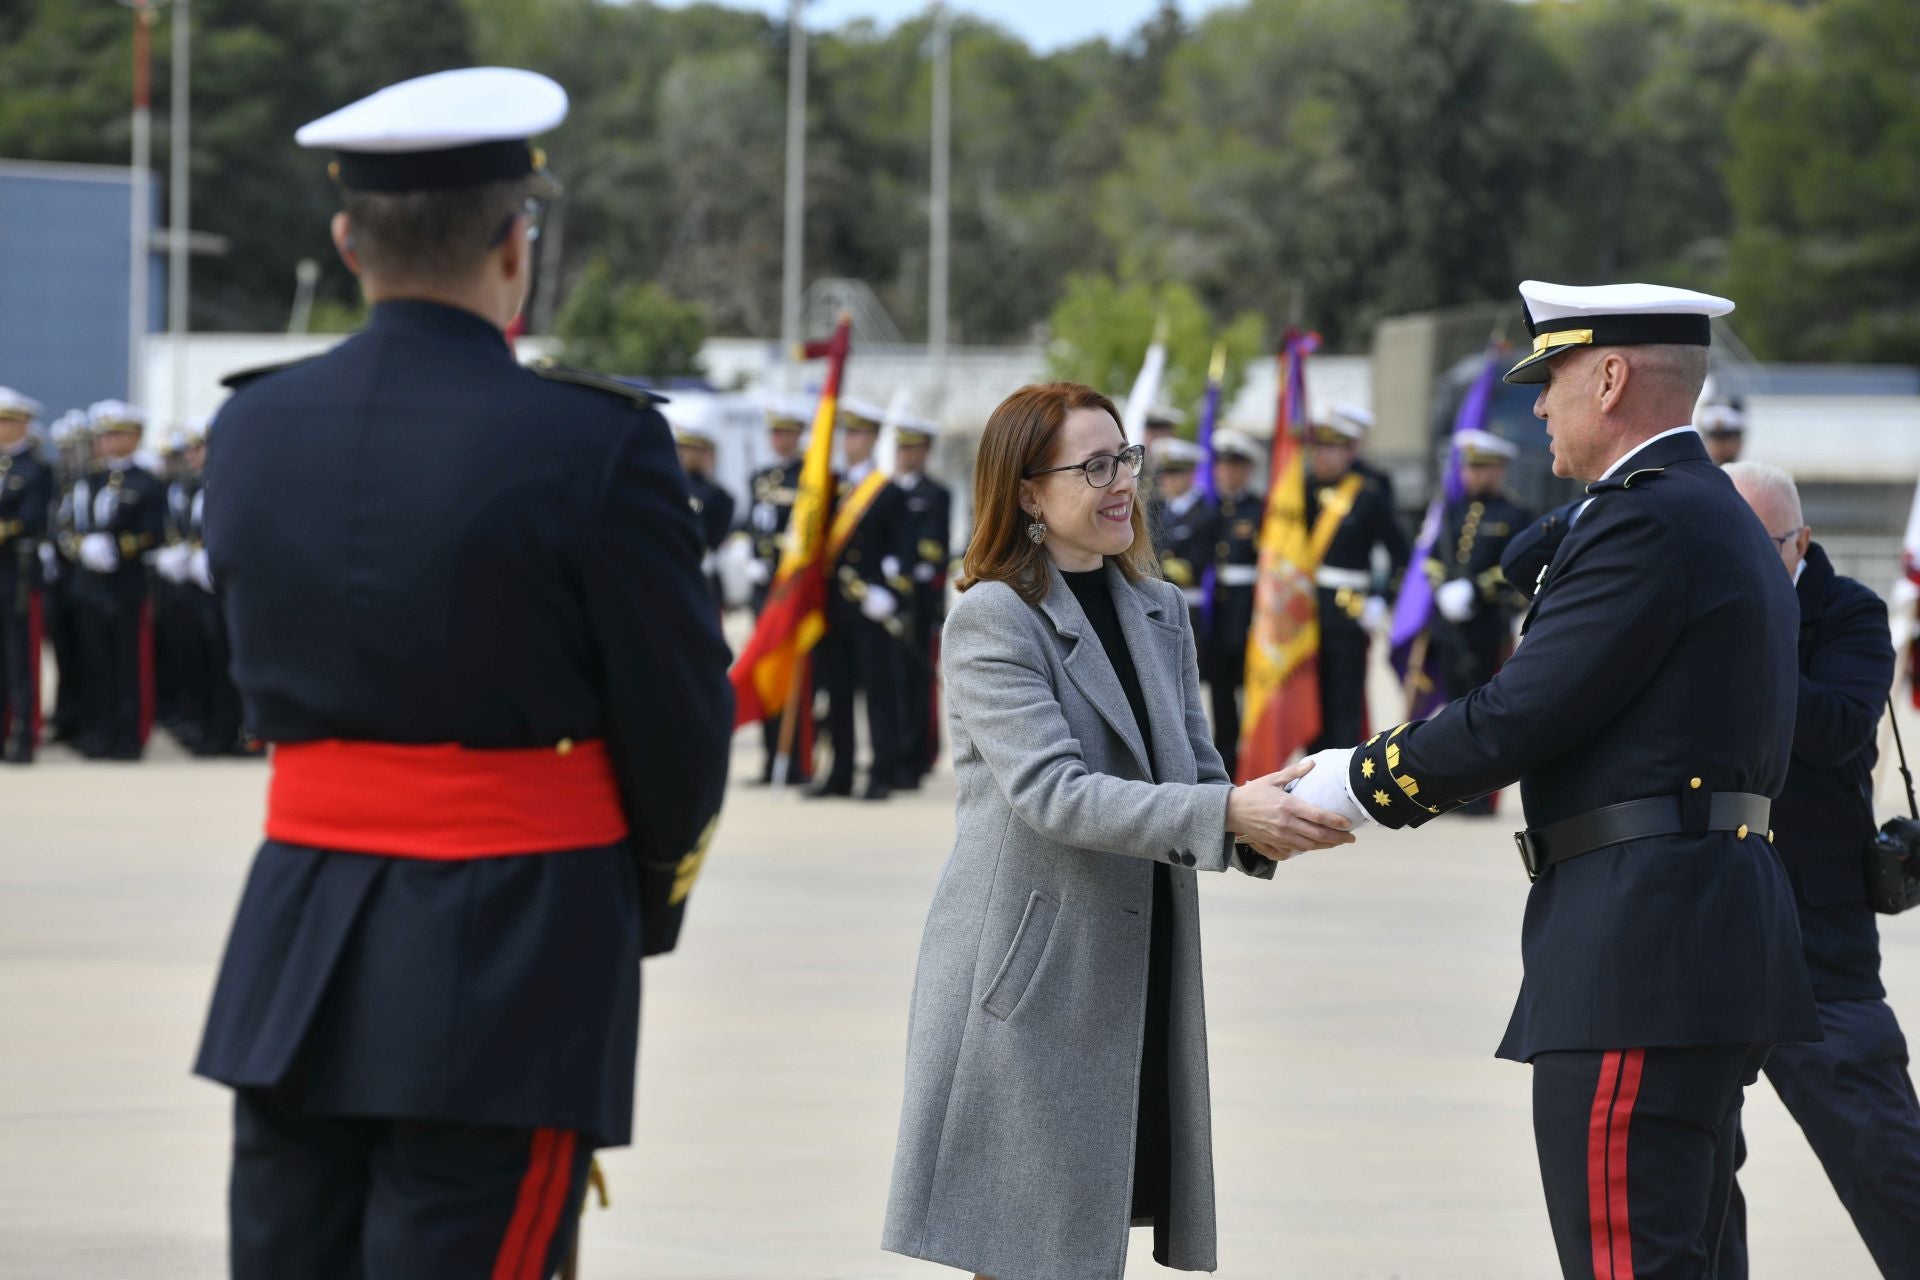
{"left": 980, "top": 891, "right": 1060, "bottom": 1021}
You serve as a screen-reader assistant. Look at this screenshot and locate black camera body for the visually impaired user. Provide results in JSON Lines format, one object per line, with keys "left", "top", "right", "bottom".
{"left": 1868, "top": 815, "right": 1920, "bottom": 915}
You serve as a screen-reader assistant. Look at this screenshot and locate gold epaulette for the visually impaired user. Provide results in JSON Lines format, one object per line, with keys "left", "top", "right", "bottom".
{"left": 527, "top": 358, "right": 667, "bottom": 407}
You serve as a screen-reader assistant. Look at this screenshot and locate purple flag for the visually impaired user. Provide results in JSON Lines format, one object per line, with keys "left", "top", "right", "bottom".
{"left": 1388, "top": 347, "right": 1503, "bottom": 713}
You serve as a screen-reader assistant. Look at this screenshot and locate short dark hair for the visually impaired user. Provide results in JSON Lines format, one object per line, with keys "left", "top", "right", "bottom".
{"left": 341, "top": 176, "right": 530, "bottom": 281}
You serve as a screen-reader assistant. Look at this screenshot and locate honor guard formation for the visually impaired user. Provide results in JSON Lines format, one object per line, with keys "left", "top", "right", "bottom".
{"left": 8, "top": 51, "right": 1919, "bottom": 1280}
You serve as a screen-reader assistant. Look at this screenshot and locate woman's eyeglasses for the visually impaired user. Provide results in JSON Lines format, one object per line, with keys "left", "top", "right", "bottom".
{"left": 1025, "top": 443, "right": 1146, "bottom": 489}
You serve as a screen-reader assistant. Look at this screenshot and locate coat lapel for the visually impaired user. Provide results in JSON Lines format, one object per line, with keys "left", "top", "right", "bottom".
{"left": 1037, "top": 562, "right": 1154, "bottom": 780}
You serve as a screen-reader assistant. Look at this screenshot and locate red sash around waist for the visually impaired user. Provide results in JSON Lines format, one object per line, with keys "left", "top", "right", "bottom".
{"left": 265, "top": 739, "right": 630, "bottom": 859}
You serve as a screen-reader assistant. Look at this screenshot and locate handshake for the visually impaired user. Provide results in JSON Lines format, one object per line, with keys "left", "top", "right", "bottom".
{"left": 1224, "top": 749, "right": 1370, "bottom": 862}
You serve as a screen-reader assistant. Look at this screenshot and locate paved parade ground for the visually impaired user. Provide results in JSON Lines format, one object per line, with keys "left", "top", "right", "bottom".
{"left": 5, "top": 722, "right": 1914, "bottom": 1278}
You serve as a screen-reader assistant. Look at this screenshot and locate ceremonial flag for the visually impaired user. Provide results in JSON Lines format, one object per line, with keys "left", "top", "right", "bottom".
{"left": 1120, "top": 313, "right": 1170, "bottom": 446}
{"left": 1389, "top": 346, "right": 1503, "bottom": 717}
{"left": 1236, "top": 329, "right": 1323, "bottom": 781}
{"left": 1194, "top": 343, "right": 1225, "bottom": 633}
{"left": 729, "top": 315, "right": 852, "bottom": 734}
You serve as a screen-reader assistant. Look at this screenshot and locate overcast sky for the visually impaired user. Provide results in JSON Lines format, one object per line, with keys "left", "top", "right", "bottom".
{"left": 654, "top": 0, "right": 1242, "bottom": 50}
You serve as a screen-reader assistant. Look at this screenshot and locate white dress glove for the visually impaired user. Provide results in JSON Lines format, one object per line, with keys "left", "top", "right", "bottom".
{"left": 912, "top": 562, "right": 937, "bottom": 584}
{"left": 79, "top": 532, "right": 118, "bottom": 573}
{"left": 38, "top": 542, "right": 60, "bottom": 578}
{"left": 1285, "top": 748, "right": 1372, "bottom": 826}
{"left": 188, "top": 547, "right": 214, "bottom": 592}
{"left": 744, "top": 558, "right": 771, "bottom": 586}
{"left": 1435, "top": 578, "right": 1477, "bottom": 623}
{"left": 1360, "top": 594, "right": 1391, "bottom": 634}
{"left": 861, "top": 583, "right": 898, "bottom": 623}
{"left": 154, "top": 544, "right": 190, "bottom": 584}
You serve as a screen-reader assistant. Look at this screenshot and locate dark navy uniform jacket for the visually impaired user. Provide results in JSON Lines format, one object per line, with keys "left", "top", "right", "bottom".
{"left": 897, "top": 472, "right": 952, "bottom": 602}
{"left": 193, "top": 300, "right": 733, "bottom": 1146}
{"left": 1348, "top": 430, "right": 1820, "bottom": 1059}
{"left": 69, "top": 460, "right": 166, "bottom": 607}
{"left": 1208, "top": 488, "right": 1263, "bottom": 652}
{"left": 0, "top": 444, "right": 53, "bottom": 581}
{"left": 1774, "top": 542, "right": 1895, "bottom": 1000}
{"left": 1148, "top": 489, "right": 1220, "bottom": 607}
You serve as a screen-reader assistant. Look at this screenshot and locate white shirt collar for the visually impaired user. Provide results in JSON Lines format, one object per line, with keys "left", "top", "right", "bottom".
{"left": 2, "top": 440, "right": 30, "bottom": 459}
{"left": 1596, "top": 425, "right": 1697, "bottom": 483}
{"left": 1166, "top": 488, "right": 1201, "bottom": 515}
{"left": 894, "top": 470, "right": 921, "bottom": 491}
{"left": 847, "top": 459, "right": 875, "bottom": 484}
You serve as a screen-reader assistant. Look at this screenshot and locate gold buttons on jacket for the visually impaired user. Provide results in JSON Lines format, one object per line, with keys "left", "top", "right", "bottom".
{"left": 556, "top": 738, "right": 574, "bottom": 756}
{"left": 1736, "top": 824, "right": 1749, "bottom": 840}
{"left": 1689, "top": 777, "right": 1702, "bottom": 790}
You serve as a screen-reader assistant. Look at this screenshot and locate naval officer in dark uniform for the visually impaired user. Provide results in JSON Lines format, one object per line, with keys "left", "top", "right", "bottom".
{"left": 1425, "top": 427, "right": 1532, "bottom": 815}
{"left": 68, "top": 400, "right": 166, "bottom": 760}
{"left": 745, "top": 397, "right": 810, "bottom": 784}
{"left": 1203, "top": 429, "right": 1264, "bottom": 779}
{"left": 0, "top": 388, "right": 53, "bottom": 763}
{"left": 1303, "top": 413, "right": 1408, "bottom": 752}
{"left": 1291, "top": 280, "right": 1820, "bottom": 1278}
{"left": 192, "top": 69, "right": 732, "bottom": 1280}
{"left": 891, "top": 414, "right": 950, "bottom": 786}
{"left": 673, "top": 418, "right": 736, "bottom": 612}
{"left": 1146, "top": 436, "right": 1220, "bottom": 640}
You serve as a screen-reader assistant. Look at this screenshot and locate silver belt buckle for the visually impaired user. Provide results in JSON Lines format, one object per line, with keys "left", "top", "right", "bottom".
{"left": 1515, "top": 830, "right": 1541, "bottom": 883}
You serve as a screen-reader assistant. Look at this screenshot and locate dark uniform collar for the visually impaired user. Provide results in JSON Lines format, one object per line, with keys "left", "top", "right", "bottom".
{"left": 1583, "top": 428, "right": 1708, "bottom": 495}
{"left": 1795, "top": 541, "right": 1836, "bottom": 617}
{"left": 366, "top": 299, "right": 513, "bottom": 355}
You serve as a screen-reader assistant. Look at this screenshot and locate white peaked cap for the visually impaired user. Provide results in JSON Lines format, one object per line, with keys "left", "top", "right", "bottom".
{"left": 296, "top": 68, "right": 567, "bottom": 154}
{"left": 0, "top": 386, "right": 43, "bottom": 420}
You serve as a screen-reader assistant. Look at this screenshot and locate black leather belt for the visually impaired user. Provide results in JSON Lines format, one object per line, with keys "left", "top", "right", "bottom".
{"left": 1515, "top": 792, "right": 1771, "bottom": 882}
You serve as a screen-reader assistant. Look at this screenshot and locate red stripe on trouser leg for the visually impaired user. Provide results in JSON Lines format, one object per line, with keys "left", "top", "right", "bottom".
{"left": 493, "top": 1129, "right": 560, "bottom": 1280}
{"left": 520, "top": 1130, "right": 578, "bottom": 1279}
{"left": 27, "top": 592, "right": 43, "bottom": 744}
{"left": 1607, "top": 1050, "right": 1645, "bottom": 1280}
{"left": 1587, "top": 1051, "right": 1623, "bottom": 1279}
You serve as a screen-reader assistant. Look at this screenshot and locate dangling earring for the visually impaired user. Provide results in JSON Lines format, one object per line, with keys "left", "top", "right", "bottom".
{"left": 1026, "top": 515, "right": 1047, "bottom": 545}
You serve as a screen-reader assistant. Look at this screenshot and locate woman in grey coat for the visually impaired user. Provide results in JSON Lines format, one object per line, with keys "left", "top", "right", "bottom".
{"left": 883, "top": 383, "right": 1357, "bottom": 1280}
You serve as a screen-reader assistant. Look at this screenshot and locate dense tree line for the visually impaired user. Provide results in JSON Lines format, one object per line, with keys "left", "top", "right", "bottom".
{"left": 0, "top": 0, "right": 1911, "bottom": 361}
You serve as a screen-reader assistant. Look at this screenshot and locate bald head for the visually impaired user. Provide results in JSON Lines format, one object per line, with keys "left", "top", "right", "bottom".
{"left": 1725, "top": 460, "right": 1809, "bottom": 580}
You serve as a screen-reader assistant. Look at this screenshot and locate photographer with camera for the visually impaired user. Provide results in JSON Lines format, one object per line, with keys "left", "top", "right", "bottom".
{"left": 1724, "top": 462, "right": 1920, "bottom": 1276}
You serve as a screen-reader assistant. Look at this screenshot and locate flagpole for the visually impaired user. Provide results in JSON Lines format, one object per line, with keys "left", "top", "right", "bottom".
{"left": 125, "top": 0, "right": 158, "bottom": 406}
{"left": 780, "top": 0, "right": 809, "bottom": 392}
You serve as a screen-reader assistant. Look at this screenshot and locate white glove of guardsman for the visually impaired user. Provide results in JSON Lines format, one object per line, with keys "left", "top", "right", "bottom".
{"left": 1286, "top": 748, "right": 1372, "bottom": 827}
{"left": 154, "top": 543, "right": 191, "bottom": 584}
{"left": 1360, "top": 594, "right": 1391, "bottom": 634}
{"left": 79, "top": 532, "right": 118, "bottom": 573}
{"left": 861, "top": 583, "right": 899, "bottom": 623}
{"left": 1435, "top": 578, "right": 1477, "bottom": 623}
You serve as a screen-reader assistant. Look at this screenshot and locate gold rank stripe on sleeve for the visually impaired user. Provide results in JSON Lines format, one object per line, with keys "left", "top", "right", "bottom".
{"left": 1351, "top": 723, "right": 1441, "bottom": 829}
{"left": 669, "top": 814, "right": 721, "bottom": 907}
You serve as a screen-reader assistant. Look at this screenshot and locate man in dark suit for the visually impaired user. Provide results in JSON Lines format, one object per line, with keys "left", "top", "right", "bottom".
{"left": 68, "top": 401, "right": 166, "bottom": 760}
{"left": 1294, "top": 280, "right": 1820, "bottom": 1277}
{"left": 891, "top": 415, "right": 950, "bottom": 787}
{"left": 0, "top": 388, "right": 53, "bottom": 763}
{"left": 1719, "top": 461, "right": 1920, "bottom": 1277}
{"left": 192, "top": 69, "right": 732, "bottom": 1279}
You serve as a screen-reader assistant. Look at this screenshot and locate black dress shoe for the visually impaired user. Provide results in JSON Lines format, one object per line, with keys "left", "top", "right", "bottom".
{"left": 804, "top": 779, "right": 852, "bottom": 799}
{"left": 860, "top": 782, "right": 893, "bottom": 802}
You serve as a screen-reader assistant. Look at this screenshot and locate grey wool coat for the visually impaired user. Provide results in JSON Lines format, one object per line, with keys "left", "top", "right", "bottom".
{"left": 883, "top": 559, "right": 1271, "bottom": 1280}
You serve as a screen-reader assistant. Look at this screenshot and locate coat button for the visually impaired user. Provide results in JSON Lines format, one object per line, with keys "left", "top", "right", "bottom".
{"left": 1736, "top": 824, "right": 1749, "bottom": 840}
{"left": 556, "top": 738, "right": 574, "bottom": 756}
{"left": 1181, "top": 852, "right": 1197, "bottom": 866}
{"left": 1167, "top": 850, "right": 1179, "bottom": 862}
{"left": 1689, "top": 777, "right": 1702, "bottom": 790}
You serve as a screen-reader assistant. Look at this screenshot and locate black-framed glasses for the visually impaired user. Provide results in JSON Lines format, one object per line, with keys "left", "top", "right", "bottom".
{"left": 1025, "top": 443, "right": 1146, "bottom": 489}
{"left": 490, "top": 196, "right": 549, "bottom": 248}
{"left": 1768, "top": 526, "right": 1804, "bottom": 550}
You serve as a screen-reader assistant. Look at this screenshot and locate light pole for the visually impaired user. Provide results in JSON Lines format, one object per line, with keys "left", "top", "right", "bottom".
{"left": 167, "top": 0, "right": 189, "bottom": 427}
{"left": 927, "top": 1, "right": 951, "bottom": 417}
{"left": 122, "top": 0, "right": 162, "bottom": 406}
{"left": 780, "top": 0, "right": 808, "bottom": 389}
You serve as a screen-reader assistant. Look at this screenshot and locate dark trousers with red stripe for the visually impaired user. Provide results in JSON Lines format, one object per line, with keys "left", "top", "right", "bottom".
{"left": 1533, "top": 1044, "right": 1769, "bottom": 1279}
{"left": 231, "top": 1089, "right": 594, "bottom": 1280}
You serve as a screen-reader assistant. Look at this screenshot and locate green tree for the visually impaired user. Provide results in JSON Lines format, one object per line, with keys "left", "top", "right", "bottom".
{"left": 1724, "top": 0, "right": 1920, "bottom": 361}
{"left": 1044, "top": 274, "right": 1265, "bottom": 419}
{"left": 554, "top": 258, "right": 708, "bottom": 378}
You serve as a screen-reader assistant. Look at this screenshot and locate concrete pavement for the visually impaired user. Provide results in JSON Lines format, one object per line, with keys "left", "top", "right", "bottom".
{"left": 1, "top": 727, "right": 1908, "bottom": 1277}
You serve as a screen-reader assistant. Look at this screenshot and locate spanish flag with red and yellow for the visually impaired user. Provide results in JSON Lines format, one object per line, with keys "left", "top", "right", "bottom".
{"left": 729, "top": 316, "right": 851, "bottom": 729}
{"left": 1236, "top": 329, "right": 1324, "bottom": 781}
